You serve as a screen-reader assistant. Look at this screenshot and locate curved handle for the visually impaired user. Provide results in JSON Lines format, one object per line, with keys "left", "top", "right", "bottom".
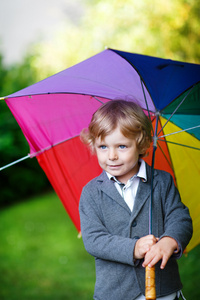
{"left": 145, "top": 266, "right": 156, "bottom": 300}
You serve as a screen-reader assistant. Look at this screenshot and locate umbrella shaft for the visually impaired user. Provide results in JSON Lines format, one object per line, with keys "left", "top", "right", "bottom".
{"left": 149, "top": 114, "right": 159, "bottom": 234}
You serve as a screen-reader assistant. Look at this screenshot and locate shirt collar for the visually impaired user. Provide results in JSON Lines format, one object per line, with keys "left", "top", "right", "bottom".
{"left": 106, "top": 159, "right": 147, "bottom": 183}
{"left": 137, "top": 159, "right": 147, "bottom": 182}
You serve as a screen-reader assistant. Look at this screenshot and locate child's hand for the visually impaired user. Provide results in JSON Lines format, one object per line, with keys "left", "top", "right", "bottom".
{"left": 134, "top": 235, "right": 158, "bottom": 260}
{"left": 142, "top": 236, "right": 178, "bottom": 269}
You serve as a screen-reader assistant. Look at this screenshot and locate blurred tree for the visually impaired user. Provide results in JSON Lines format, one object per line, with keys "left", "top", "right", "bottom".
{"left": 29, "top": 0, "right": 200, "bottom": 81}
{"left": 0, "top": 54, "right": 51, "bottom": 207}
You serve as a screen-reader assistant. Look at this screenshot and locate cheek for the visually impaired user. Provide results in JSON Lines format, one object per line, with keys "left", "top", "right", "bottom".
{"left": 96, "top": 156, "right": 106, "bottom": 169}
{"left": 125, "top": 150, "right": 139, "bottom": 163}
{"left": 96, "top": 151, "right": 105, "bottom": 163}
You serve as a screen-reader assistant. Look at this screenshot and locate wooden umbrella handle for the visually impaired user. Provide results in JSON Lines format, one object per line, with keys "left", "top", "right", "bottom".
{"left": 145, "top": 266, "right": 156, "bottom": 300}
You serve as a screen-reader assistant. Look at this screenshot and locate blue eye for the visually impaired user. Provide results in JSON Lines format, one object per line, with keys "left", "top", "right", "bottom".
{"left": 100, "top": 145, "right": 107, "bottom": 149}
{"left": 119, "top": 145, "right": 126, "bottom": 149}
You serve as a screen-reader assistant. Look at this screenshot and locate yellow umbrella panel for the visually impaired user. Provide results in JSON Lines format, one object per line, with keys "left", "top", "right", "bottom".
{"left": 160, "top": 117, "right": 200, "bottom": 252}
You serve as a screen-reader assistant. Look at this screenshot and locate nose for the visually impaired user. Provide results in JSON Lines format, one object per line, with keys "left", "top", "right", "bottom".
{"left": 108, "top": 148, "right": 118, "bottom": 161}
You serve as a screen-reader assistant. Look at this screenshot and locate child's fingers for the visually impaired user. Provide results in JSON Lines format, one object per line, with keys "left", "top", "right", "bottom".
{"left": 141, "top": 235, "right": 157, "bottom": 247}
{"left": 135, "top": 235, "right": 158, "bottom": 259}
{"left": 142, "top": 250, "right": 158, "bottom": 268}
{"left": 143, "top": 251, "right": 167, "bottom": 269}
{"left": 160, "top": 255, "right": 168, "bottom": 269}
{"left": 143, "top": 237, "right": 175, "bottom": 269}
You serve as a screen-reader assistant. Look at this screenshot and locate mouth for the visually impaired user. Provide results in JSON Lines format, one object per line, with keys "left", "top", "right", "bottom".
{"left": 107, "top": 164, "right": 122, "bottom": 169}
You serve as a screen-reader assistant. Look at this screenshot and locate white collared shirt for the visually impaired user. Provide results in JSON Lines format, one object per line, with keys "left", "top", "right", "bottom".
{"left": 106, "top": 159, "right": 147, "bottom": 211}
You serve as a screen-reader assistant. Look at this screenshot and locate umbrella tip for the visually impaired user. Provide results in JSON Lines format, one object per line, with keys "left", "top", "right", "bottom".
{"left": 77, "top": 232, "right": 82, "bottom": 239}
{"left": 105, "top": 46, "right": 108, "bottom": 49}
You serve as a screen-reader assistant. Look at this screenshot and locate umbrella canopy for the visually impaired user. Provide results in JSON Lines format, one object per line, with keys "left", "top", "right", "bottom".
{"left": 4, "top": 48, "right": 200, "bottom": 252}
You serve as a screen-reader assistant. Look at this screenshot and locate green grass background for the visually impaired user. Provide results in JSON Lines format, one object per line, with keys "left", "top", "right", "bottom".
{"left": 0, "top": 192, "right": 199, "bottom": 299}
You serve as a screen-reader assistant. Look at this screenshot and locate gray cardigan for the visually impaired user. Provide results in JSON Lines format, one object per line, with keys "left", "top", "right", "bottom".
{"left": 79, "top": 162, "right": 193, "bottom": 300}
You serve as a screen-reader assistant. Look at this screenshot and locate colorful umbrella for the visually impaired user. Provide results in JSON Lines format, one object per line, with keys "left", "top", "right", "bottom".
{"left": 3, "top": 48, "right": 200, "bottom": 253}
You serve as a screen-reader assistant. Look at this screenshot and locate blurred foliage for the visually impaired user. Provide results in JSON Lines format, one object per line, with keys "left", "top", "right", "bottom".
{"left": 0, "top": 192, "right": 95, "bottom": 299}
{"left": 0, "top": 0, "right": 200, "bottom": 207}
{"left": 29, "top": 0, "right": 200, "bottom": 81}
{"left": 0, "top": 54, "right": 51, "bottom": 207}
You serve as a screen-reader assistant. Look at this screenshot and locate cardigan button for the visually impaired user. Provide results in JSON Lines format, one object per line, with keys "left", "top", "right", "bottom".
{"left": 132, "top": 220, "right": 137, "bottom": 227}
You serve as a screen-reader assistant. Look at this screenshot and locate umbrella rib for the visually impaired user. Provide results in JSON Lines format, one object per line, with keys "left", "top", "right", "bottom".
{"left": 157, "top": 86, "right": 195, "bottom": 136}
{"left": 159, "top": 125, "right": 200, "bottom": 138}
{"left": 0, "top": 135, "right": 82, "bottom": 170}
{"left": 157, "top": 141, "right": 174, "bottom": 172}
{"left": 140, "top": 78, "right": 154, "bottom": 135}
{"left": 0, "top": 154, "right": 30, "bottom": 171}
{"left": 158, "top": 139, "right": 200, "bottom": 151}
{"left": 92, "top": 96, "right": 105, "bottom": 104}
{"left": 29, "top": 135, "right": 81, "bottom": 156}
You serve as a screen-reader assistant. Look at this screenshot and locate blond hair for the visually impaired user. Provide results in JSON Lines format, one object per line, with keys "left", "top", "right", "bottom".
{"left": 80, "top": 100, "right": 152, "bottom": 157}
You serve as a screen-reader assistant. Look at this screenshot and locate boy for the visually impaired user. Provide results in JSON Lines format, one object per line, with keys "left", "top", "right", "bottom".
{"left": 79, "top": 100, "right": 192, "bottom": 300}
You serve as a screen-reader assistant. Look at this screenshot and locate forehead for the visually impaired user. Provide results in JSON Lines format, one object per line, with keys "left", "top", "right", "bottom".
{"left": 95, "top": 127, "right": 133, "bottom": 144}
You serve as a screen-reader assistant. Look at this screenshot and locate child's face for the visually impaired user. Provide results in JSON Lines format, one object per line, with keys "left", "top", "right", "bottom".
{"left": 94, "top": 127, "right": 140, "bottom": 184}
